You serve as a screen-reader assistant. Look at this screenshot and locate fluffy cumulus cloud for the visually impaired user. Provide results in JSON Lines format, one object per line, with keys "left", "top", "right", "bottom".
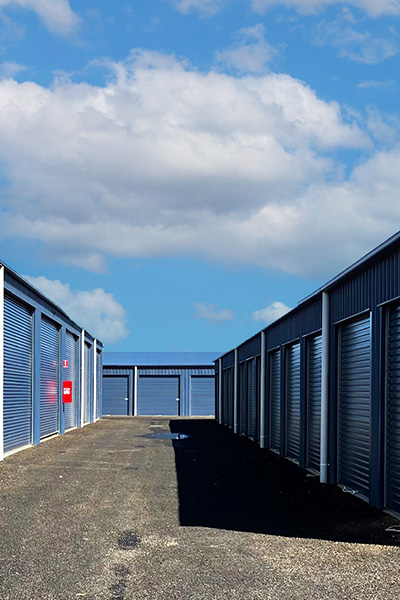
{"left": 253, "top": 301, "right": 292, "bottom": 325}
{"left": 0, "top": 49, "right": 398, "bottom": 278}
{"left": 23, "top": 275, "right": 129, "bottom": 344}
{"left": 0, "top": 0, "right": 79, "bottom": 35}
{"left": 194, "top": 303, "right": 235, "bottom": 322}
{"left": 251, "top": 0, "right": 400, "bottom": 16}
{"left": 216, "top": 24, "right": 277, "bottom": 73}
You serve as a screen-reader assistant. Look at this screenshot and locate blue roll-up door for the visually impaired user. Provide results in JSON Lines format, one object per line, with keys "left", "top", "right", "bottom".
{"left": 103, "top": 376, "right": 129, "bottom": 415}
{"left": 64, "top": 332, "right": 78, "bottom": 430}
{"left": 307, "top": 334, "right": 322, "bottom": 472}
{"left": 40, "top": 316, "right": 60, "bottom": 439}
{"left": 285, "top": 342, "right": 301, "bottom": 462}
{"left": 83, "top": 342, "right": 92, "bottom": 424}
{"left": 247, "top": 359, "right": 256, "bottom": 440}
{"left": 338, "top": 316, "right": 371, "bottom": 498}
{"left": 386, "top": 305, "right": 400, "bottom": 514}
{"left": 239, "top": 362, "right": 247, "bottom": 436}
{"left": 4, "top": 295, "right": 33, "bottom": 453}
{"left": 269, "top": 350, "right": 281, "bottom": 452}
{"left": 138, "top": 376, "right": 179, "bottom": 416}
{"left": 190, "top": 376, "right": 215, "bottom": 416}
{"left": 96, "top": 351, "right": 102, "bottom": 420}
{"left": 228, "top": 367, "right": 234, "bottom": 429}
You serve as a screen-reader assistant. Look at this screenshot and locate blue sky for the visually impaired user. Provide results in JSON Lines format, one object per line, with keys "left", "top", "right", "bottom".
{"left": 0, "top": 0, "right": 399, "bottom": 352}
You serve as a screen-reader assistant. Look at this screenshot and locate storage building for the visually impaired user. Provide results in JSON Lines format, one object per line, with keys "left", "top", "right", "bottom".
{"left": 216, "top": 231, "right": 400, "bottom": 518}
{"left": 0, "top": 262, "right": 103, "bottom": 460}
{"left": 103, "top": 352, "right": 219, "bottom": 417}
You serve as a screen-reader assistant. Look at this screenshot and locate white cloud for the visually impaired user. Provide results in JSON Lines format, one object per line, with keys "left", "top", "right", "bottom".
{"left": 253, "top": 301, "right": 292, "bottom": 325}
{"left": 251, "top": 0, "right": 400, "bottom": 16}
{"left": 23, "top": 275, "right": 129, "bottom": 345}
{"left": 313, "top": 20, "right": 398, "bottom": 64}
{"left": 216, "top": 24, "right": 278, "bottom": 73}
{"left": 194, "top": 303, "right": 235, "bottom": 322}
{"left": 0, "top": 0, "right": 79, "bottom": 35}
{"left": 357, "top": 79, "right": 396, "bottom": 89}
{"left": 170, "top": 0, "right": 224, "bottom": 16}
{"left": 0, "top": 49, "right": 397, "bottom": 279}
{"left": 0, "top": 61, "right": 27, "bottom": 79}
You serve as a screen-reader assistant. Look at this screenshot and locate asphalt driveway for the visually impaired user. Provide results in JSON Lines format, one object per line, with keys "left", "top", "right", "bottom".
{"left": 0, "top": 417, "right": 400, "bottom": 600}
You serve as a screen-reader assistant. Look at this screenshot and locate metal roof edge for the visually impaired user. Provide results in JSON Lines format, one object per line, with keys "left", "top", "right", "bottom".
{"left": 0, "top": 260, "right": 103, "bottom": 346}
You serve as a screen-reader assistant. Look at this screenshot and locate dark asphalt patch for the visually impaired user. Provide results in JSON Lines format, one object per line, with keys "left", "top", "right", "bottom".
{"left": 109, "top": 565, "right": 131, "bottom": 600}
{"left": 118, "top": 531, "right": 141, "bottom": 550}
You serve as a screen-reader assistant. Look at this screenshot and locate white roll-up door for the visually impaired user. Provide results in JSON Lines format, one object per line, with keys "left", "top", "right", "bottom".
{"left": 307, "top": 334, "right": 322, "bottom": 472}
{"left": 269, "top": 350, "right": 281, "bottom": 452}
{"left": 285, "top": 342, "right": 301, "bottom": 461}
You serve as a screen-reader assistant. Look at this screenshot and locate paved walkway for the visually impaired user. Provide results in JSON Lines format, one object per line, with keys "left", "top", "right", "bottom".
{"left": 0, "top": 417, "right": 400, "bottom": 600}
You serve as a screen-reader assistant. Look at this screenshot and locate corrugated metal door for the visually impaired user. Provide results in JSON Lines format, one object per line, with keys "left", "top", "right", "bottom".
{"left": 137, "top": 376, "right": 180, "bottom": 416}
{"left": 247, "top": 359, "right": 256, "bottom": 440}
{"left": 386, "top": 305, "right": 400, "bottom": 514}
{"left": 255, "top": 355, "right": 261, "bottom": 444}
{"left": 228, "top": 367, "right": 234, "bottom": 429}
{"left": 269, "top": 350, "right": 281, "bottom": 452}
{"left": 285, "top": 343, "right": 301, "bottom": 461}
{"left": 103, "top": 376, "right": 129, "bottom": 415}
{"left": 64, "top": 332, "right": 78, "bottom": 430}
{"left": 4, "top": 295, "right": 33, "bottom": 453}
{"left": 83, "top": 343, "right": 92, "bottom": 424}
{"left": 40, "top": 316, "right": 60, "bottom": 439}
{"left": 338, "top": 316, "right": 371, "bottom": 497}
{"left": 307, "top": 334, "right": 322, "bottom": 471}
{"left": 190, "top": 376, "right": 215, "bottom": 416}
{"left": 96, "top": 351, "right": 102, "bottom": 420}
{"left": 239, "top": 362, "right": 247, "bottom": 436}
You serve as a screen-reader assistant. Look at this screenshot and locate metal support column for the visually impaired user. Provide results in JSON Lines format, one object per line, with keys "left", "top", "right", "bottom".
{"left": 93, "top": 339, "right": 97, "bottom": 422}
{"left": 260, "top": 331, "right": 266, "bottom": 449}
{"left": 80, "top": 329, "right": 85, "bottom": 427}
{"left": 320, "top": 291, "right": 330, "bottom": 483}
{"left": 218, "top": 358, "right": 222, "bottom": 423}
{"left": 134, "top": 366, "right": 138, "bottom": 416}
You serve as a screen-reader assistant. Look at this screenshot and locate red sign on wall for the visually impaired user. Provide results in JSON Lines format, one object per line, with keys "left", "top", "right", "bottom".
{"left": 63, "top": 381, "right": 73, "bottom": 404}
{"left": 63, "top": 360, "right": 69, "bottom": 368}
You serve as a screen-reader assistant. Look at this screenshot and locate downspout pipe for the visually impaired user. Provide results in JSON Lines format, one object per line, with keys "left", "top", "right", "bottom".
{"left": 320, "top": 291, "right": 330, "bottom": 483}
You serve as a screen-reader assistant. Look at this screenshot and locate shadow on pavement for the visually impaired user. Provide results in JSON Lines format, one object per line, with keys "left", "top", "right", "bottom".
{"left": 170, "top": 418, "right": 400, "bottom": 546}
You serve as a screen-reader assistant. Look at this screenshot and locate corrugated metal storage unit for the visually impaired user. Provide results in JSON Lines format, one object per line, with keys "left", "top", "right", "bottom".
{"left": 0, "top": 261, "right": 103, "bottom": 461}
{"left": 103, "top": 352, "right": 220, "bottom": 417}
{"left": 215, "top": 230, "right": 400, "bottom": 518}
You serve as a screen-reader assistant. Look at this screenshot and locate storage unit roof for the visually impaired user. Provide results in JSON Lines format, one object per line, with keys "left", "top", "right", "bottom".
{"left": 103, "top": 352, "right": 221, "bottom": 367}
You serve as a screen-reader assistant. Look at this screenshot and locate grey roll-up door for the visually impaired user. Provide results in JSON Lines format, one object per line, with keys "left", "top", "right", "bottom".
{"left": 4, "top": 295, "right": 33, "bottom": 453}
{"left": 285, "top": 343, "right": 301, "bottom": 461}
{"left": 239, "top": 362, "right": 247, "bottom": 435}
{"left": 190, "top": 376, "right": 215, "bottom": 416}
{"left": 103, "top": 376, "right": 129, "bottom": 415}
{"left": 386, "top": 305, "right": 400, "bottom": 514}
{"left": 307, "top": 334, "right": 322, "bottom": 471}
{"left": 137, "top": 376, "right": 180, "bottom": 416}
{"left": 338, "top": 315, "right": 371, "bottom": 497}
{"left": 248, "top": 359, "right": 256, "bottom": 440}
{"left": 64, "top": 332, "right": 78, "bottom": 430}
{"left": 83, "top": 343, "right": 92, "bottom": 424}
{"left": 40, "top": 316, "right": 60, "bottom": 439}
{"left": 269, "top": 350, "right": 281, "bottom": 452}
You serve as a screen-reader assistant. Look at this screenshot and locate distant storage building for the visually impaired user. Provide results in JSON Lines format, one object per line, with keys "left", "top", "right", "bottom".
{"left": 0, "top": 262, "right": 103, "bottom": 460}
{"left": 216, "top": 231, "right": 400, "bottom": 518}
{"left": 103, "top": 352, "right": 219, "bottom": 417}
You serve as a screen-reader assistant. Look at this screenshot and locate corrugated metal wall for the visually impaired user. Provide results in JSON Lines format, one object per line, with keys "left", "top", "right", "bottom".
{"left": 0, "top": 269, "right": 102, "bottom": 459}
{"left": 215, "top": 238, "right": 400, "bottom": 519}
{"left": 103, "top": 366, "right": 215, "bottom": 417}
